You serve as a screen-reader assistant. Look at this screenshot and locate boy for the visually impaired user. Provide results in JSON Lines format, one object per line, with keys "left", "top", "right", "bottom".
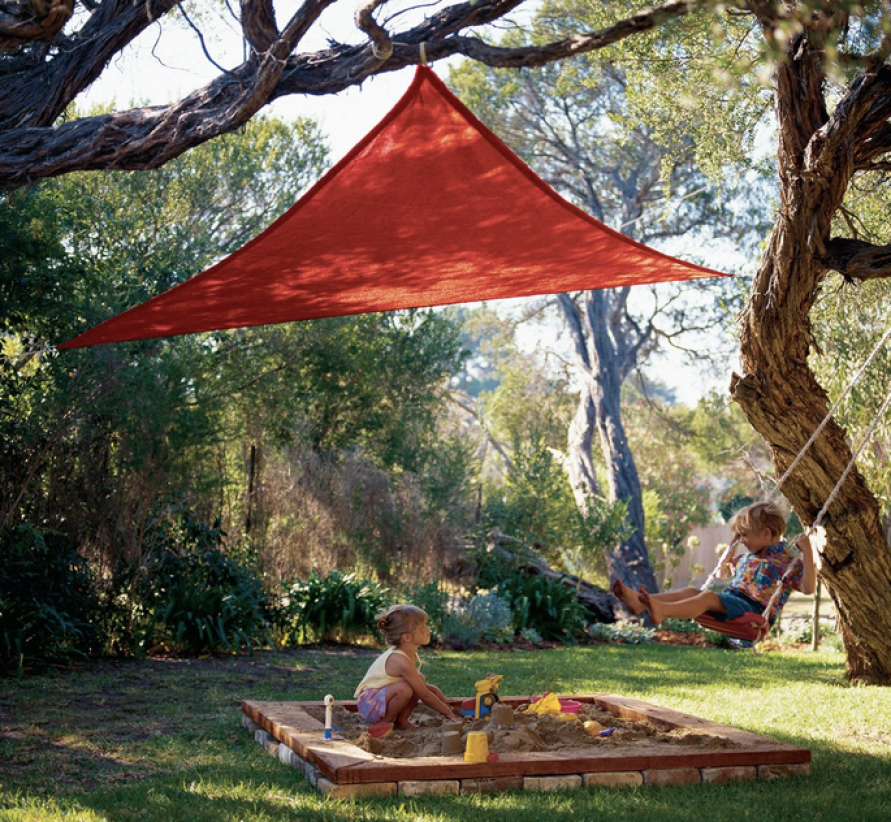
{"left": 614, "top": 501, "right": 815, "bottom": 626}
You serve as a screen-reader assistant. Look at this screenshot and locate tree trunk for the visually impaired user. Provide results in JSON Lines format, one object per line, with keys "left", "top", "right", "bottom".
{"left": 732, "top": 30, "right": 891, "bottom": 684}
{"left": 592, "top": 383, "right": 656, "bottom": 593}
{"left": 566, "top": 390, "right": 600, "bottom": 507}
{"left": 560, "top": 289, "right": 659, "bottom": 596}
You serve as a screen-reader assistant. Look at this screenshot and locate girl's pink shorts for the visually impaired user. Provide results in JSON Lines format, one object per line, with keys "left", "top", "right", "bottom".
{"left": 357, "top": 687, "right": 388, "bottom": 724}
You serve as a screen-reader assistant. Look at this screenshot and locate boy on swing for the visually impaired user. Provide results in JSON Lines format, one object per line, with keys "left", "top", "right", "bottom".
{"left": 613, "top": 501, "right": 815, "bottom": 627}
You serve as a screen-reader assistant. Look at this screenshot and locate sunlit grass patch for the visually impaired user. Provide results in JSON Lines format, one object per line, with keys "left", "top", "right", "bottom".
{"left": 1, "top": 645, "right": 890, "bottom": 821}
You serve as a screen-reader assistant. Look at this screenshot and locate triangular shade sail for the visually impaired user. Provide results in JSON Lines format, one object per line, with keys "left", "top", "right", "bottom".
{"left": 59, "top": 65, "right": 730, "bottom": 350}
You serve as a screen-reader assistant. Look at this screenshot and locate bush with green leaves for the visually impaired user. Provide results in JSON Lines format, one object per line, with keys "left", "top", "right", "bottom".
{"left": 495, "top": 571, "right": 585, "bottom": 642}
{"left": 101, "top": 510, "right": 270, "bottom": 656}
{"left": 441, "top": 590, "right": 513, "bottom": 648}
{"left": 147, "top": 547, "right": 270, "bottom": 655}
{"left": 0, "top": 524, "right": 99, "bottom": 675}
{"left": 277, "top": 570, "right": 390, "bottom": 645}
{"left": 587, "top": 621, "right": 656, "bottom": 645}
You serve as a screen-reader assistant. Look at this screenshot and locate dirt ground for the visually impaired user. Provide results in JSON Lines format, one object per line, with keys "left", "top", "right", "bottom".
{"left": 305, "top": 699, "right": 742, "bottom": 759}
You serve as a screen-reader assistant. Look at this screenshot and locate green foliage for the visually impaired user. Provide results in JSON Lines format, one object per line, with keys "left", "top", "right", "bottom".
{"left": 561, "top": 495, "right": 634, "bottom": 587}
{"left": 441, "top": 591, "right": 514, "bottom": 648}
{"left": 148, "top": 552, "right": 269, "bottom": 656}
{"left": 588, "top": 621, "right": 656, "bottom": 645}
{"left": 519, "top": 626, "right": 543, "bottom": 644}
{"left": 495, "top": 571, "right": 585, "bottom": 642}
{"left": 2, "top": 116, "right": 474, "bottom": 591}
{"left": 1, "top": 116, "right": 330, "bottom": 561}
{"left": 810, "top": 276, "right": 891, "bottom": 513}
{"left": 102, "top": 509, "right": 270, "bottom": 656}
{"left": 277, "top": 570, "right": 389, "bottom": 645}
{"left": 658, "top": 617, "right": 732, "bottom": 648}
{"left": 482, "top": 430, "right": 576, "bottom": 555}
{"left": 479, "top": 378, "right": 627, "bottom": 586}
{"left": 0, "top": 190, "right": 74, "bottom": 337}
{"left": 0, "top": 525, "right": 98, "bottom": 675}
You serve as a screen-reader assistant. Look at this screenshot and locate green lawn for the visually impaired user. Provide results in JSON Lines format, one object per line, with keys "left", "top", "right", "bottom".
{"left": 1, "top": 643, "right": 889, "bottom": 821}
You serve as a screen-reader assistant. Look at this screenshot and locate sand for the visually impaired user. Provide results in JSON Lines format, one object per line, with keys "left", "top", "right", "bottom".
{"left": 305, "top": 699, "right": 742, "bottom": 759}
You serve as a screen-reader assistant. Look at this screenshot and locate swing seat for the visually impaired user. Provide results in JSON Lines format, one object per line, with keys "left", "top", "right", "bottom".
{"left": 696, "top": 611, "right": 770, "bottom": 643}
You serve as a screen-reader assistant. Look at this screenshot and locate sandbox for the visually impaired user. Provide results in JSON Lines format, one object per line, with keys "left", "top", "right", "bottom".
{"left": 243, "top": 694, "right": 810, "bottom": 798}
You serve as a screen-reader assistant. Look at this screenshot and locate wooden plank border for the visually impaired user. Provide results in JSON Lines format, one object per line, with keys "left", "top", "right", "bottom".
{"left": 243, "top": 694, "right": 810, "bottom": 796}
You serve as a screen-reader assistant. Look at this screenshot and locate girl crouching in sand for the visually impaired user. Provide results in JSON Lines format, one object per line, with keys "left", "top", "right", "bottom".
{"left": 354, "top": 604, "right": 461, "bottom": 737}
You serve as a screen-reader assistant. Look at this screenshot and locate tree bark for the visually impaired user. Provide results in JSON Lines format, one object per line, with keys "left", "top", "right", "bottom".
{"left": 0, "top": 0, "right": 699, "bottom": 185}
{"left": 559, "top": 289, "right": 658, "bottom": 596}
{"left": 732, "top": 29, "right": 891, "bottom": 684}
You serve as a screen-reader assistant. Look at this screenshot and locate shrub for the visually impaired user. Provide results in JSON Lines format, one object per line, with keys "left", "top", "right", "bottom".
{"left": 277, "top": 569, "right": 389, "bottom": 644}
{"left": 440, "top": 590, "right": 513, "bottom": 648}
{"left": 146, "top": 547, "right": 270, "bottom": 655}
{"left": 100, "top": 510, "right": 270, "bottom": 656}
{"left": 0, "top": 525, "right": 98, "bottom": 675}
{"left": 495, "top": 571, "right": 585, "bottom": 642}
{"left": 587, "top": 622, "right": 655, "bottom": 645}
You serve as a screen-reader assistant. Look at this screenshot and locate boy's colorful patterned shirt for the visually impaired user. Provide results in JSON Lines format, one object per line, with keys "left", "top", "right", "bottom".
{"left": 729, "top": 541, "right": 803, "bottom": 619}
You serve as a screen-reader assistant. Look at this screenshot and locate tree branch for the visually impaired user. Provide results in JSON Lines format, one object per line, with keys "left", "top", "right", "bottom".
{"left": 355, "top": 0, "right": 393, "bottom": 61}
{"left": 820, "top": 237, "right": 891, "bottom": 283}
{"left": 241, "top": 0, "right": 279, "bottom": 54}
{"left": 0, "top": 0, "right": 73, "bottom": 51}
{"left": 0, "top": 0, "right": 700, "bottom": 186}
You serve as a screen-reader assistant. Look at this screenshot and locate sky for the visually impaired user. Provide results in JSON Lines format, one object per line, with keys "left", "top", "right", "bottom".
{"left": 77, "top": 4, "right": 735, "bottom": 405}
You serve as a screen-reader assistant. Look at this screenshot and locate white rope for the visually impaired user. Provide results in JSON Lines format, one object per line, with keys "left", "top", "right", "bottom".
{"left": 770, "top": 323, "right": 891, "bottom": 501}
{"left": 700, "top": 535, "right": 739, "bottom": 591}
{"left": 812, "top": 379, "right": 891, "bottom": 529}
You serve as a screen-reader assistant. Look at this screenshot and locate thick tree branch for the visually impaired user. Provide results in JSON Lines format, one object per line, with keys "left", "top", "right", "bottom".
{"left": 820, "top": 237, "right": 891, "bottom": 282}
{"left": 242, "top": 0, "right": 279, "bottom": 54}
{"left": 0, "top": 0, "right": 183, "bottom": 129}
{"left": 0, "top": 0, "right": 72, "bottom": 51}
{"left": 0, "top": 0, "right": 700, "bottom": 186}
{"left": 556, "top": 293, "right": 592, "bottom": 377}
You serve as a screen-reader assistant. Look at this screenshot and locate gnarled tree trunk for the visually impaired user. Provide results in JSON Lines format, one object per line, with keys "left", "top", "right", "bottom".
{"left": 732, "top": 29, "right": 891, "bottom": 684}
{"left": 560, "top": 289, "right": 658, "bottom": 596}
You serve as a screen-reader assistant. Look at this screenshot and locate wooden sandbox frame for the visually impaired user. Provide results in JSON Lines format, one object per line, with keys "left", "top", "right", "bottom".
{"left": 242, "top": 694, "right": 810, "bottom": 798}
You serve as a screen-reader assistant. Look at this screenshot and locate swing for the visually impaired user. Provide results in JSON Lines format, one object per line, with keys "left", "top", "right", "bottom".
{"left": 695, "top": 611, "right": 770, "bottom": 643}
{"left": 694, "top": 536, "right": 802, "bottom": 644}
{"left": 693, "top": 327, "right": 891, "bottom": 646}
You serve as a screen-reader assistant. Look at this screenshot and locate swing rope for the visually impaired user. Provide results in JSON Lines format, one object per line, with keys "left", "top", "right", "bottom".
{"left": 769, "top": 323, "right": 891, "bottom": 503}
{"left": 697, "top": 325, "right": 891, "bottom": 644}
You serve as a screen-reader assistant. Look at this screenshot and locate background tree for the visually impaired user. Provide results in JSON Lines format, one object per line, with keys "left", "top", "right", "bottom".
{"left": 1, "top": 117, "right": 473, "bottom": 587}
{"left": 449, "top": 5, "right": 763, "bottom": 595}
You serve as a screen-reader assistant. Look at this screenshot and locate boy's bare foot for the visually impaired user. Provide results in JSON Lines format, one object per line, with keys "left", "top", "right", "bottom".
{"left": 637, "top": 589, "right": 665, "bottom": 625}
{"left": 611, "top": 579, "right": 645, "bottom": 615}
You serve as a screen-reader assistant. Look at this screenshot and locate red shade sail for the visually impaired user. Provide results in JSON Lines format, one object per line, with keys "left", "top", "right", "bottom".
{"left": 59, "top": 65, "right": 730, "bottom": 351}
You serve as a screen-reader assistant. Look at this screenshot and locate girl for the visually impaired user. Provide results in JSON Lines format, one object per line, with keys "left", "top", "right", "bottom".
{"left": 354, "top": 604, "right": 461, "bottom": 738}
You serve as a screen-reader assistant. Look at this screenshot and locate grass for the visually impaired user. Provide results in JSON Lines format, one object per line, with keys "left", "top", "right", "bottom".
{"left": 1, "top": 643, "right": 890, "bottom": 821}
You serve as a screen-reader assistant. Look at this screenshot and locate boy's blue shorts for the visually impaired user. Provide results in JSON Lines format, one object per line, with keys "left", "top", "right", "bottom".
{"left": 709, "top": 590, "right": 766, "bottom": 622}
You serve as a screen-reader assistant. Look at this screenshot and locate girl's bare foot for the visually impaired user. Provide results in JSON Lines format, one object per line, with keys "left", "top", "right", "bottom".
{"left": 395, "top": 720, "right": 417, "bottom": 730}
{"left": 611, "top": 579, "right": 645, "bottom": 615}
{"left": 637, "top": 589, "right": 665, "bottom": 625}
